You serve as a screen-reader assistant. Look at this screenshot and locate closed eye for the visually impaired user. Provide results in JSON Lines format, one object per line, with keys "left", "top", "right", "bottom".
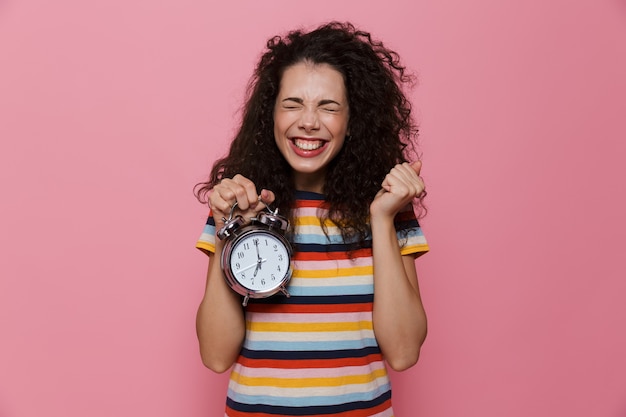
{"left": 280, "top": 98, "right": 303, "bottom": 110}
{"left": 319, "top": 99, "right": 343, "bottom": 113}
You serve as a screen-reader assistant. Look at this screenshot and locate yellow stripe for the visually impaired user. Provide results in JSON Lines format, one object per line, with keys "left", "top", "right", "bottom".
{"left": 400, "top": 243, "right": 429, "bottom": 256}
{"left": 247, "top": 320, "right": 372, "bottom": 332}
{"left": 293, "top": 265, "right": 373, "bottom": 278}
{"left": 295, "top": 215, "right": 337, "bottom": 228}
{"left": 231, "top": 368, "right": 387, "bottom": 388}
{"left": 196, "top": 241, "right": 215, "bottom": 254}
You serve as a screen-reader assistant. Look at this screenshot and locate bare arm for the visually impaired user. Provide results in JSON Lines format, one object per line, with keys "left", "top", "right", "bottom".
{"left": 195, "top": 176, "right": 275, "bottom": 373}
{"left": 196, "top": 244, "right": 246, "bottom": 373}
{"left": 370, "top": 162, "right": 428, "bottom": 371}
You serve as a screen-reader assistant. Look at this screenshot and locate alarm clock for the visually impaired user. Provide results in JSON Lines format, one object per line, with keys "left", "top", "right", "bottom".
{"left": 217, "top": 201, "right": 293, "bottom": 306}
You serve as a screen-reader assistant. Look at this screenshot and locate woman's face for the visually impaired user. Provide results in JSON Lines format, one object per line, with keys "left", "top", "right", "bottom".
{"left": 273, "top": 61, "right": 350, "bottom": 193}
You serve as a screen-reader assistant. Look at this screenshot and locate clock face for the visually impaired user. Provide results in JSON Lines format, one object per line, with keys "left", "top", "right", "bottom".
{"left": 228, "top": 231, "right": 291, "bottom": 292}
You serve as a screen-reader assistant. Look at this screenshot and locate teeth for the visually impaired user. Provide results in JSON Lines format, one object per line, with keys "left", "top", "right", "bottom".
{"left": 294, "top": 139, "right": 323, "bottom": 151}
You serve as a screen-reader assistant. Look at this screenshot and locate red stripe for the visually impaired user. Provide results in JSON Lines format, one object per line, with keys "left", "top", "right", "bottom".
{"left": 237, "top": 353, "right": 383, "bottom": 369}
{"left": 225, "top": 408, "right": 268, "bottom": 417}
{"left": 395, "top": 208, "right": 416, "bottom": 221}
{"left": 293, "top": 248, "right": 371, "bottom": 261}
{"left": 293, "top": 199, "right": 329, "bottom": 209}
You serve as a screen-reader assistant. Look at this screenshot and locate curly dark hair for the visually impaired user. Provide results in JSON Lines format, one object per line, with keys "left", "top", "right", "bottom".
{"left": 195, "top": 21, "right": 424, "bottom": 244}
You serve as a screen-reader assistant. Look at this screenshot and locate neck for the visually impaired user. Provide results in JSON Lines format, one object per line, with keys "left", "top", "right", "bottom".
{"left": 293, "top": 172, "right": 325, "bottom": 193}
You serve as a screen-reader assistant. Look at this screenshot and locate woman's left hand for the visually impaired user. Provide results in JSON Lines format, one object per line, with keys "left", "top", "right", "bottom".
{"left": 370, "top": 161, "right": 425, "bottom": 219}
{"left": 369, "top": 160, "right": 427, "bottom": 370}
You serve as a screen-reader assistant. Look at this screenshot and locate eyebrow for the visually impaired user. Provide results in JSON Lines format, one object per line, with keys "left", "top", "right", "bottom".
{"left": 281, "top": 97, "right": 343, "bottom": 106}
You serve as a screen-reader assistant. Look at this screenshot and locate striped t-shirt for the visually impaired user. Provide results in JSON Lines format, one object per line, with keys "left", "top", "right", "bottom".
{"left": 196, "top": 191, "right": 429, "bottom": 416}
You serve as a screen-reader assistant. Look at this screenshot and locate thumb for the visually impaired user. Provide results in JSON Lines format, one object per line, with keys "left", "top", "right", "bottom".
{"left": 259, "top": 189, "right": 276, "bottom": 206}
{"left": 410, "top": 160, "right": 422, "bottom": 175}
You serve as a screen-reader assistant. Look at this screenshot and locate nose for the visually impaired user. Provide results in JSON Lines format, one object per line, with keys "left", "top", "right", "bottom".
{"left": 298, "top": 108, "right": 320, "bottom": 132}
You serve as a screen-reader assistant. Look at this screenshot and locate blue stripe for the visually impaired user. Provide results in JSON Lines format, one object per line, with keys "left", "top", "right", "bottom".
{"left": 201, "top": 223, "right": 216, "bottom": 235}
{"left": 288, "top": 285, "right": 374, "bottom": 296}
{"left": 292, "top": 233, "right": 344, "bottom": 244}
{"left": 227, "top": 390, "right": 391, "bottom": 415}
{"left": 244, "top": 339, "right": 379, "bottom": 352}
{"left": 227, "top": 382, "right": 391, "bottom": 407}
{"left": 401, "top": 227, "right": 425, "bottom": 238}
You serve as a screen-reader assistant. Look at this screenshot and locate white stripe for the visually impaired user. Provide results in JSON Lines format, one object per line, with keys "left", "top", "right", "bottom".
{"left": 293, "top": 257, "right": 372, "bottom": 269}
{"left": 247, "top": 311, "right": 372, "bottom": 323}
{"left": 234, "top": 362, "right": 386, "bottom": 378}
{"left": 289, "top": 275, "right": 372, "bottom": 287}
{"left": 245, "top": 329, "right": 375, "bottom": 343}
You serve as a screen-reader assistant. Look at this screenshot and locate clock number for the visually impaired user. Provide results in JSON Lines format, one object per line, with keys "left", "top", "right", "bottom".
{"left": 241, "top": 272, "right": 246, "bottom": 279}
{"left": 237, "top": 251, "right": 245, "bottom": 259}
{"left": 235, "top": 262, "right": 240, "bottom": 270}
{"left": 261, "top": 279, "right": 265, "bottom": 286}
{"left": 278, "top": 254, "right": 283, "bottom": 261}
{"left": 271, "top": 274, "right": 275, "bottom": 281}
{"left": 243, "top": 242, "right": 250, "bottom": 250}
{"left": 273, "top": 244, "right": 278, "bottom": 251}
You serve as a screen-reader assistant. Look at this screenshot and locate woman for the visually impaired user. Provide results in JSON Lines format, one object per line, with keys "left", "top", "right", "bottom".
{"left": 195, "top": 21, "right": 429, "bottom": 416}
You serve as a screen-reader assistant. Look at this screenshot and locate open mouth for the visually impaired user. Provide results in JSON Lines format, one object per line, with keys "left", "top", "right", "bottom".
{"left": 293, "top": 138, "right": 325, "bottom": 151}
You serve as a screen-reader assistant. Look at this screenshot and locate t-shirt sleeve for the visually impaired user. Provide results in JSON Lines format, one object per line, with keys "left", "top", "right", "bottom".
{"left": 394, "top": 205, "right": 429, "bottom": 257}
{"left": 196, "top": 210, "right": 217, "bottom": 255}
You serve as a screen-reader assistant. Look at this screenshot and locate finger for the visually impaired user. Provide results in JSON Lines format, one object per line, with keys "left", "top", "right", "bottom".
{"left": 386, "top": 164, "right": 417, "bottom": 189}
{"left": 397, "top": 163, "right": 419, "bottom": 182}
{"left": 385, "top": 164, "right": 424, "bottom": 198}
{"left": 208, "top": 195, "right": 231, "bottom": 221}
{"left": 380, "top": 172, "right": 409, "bottom": 198}
{"left": 208, "top": 179, "right": 252, "bottom": 218}
{"left": 400, "top": 162, "right": 425, "bottom": 192}
{"left": 380, "top": 165, "right": 404, "bottom": 192}
{"left": 407, "top": 161, "right": 425, "bottom": 195}
{"left": 231, "top": 175, "right": 259, "bottom": 210}
{"left": 210, "top": 180, "right": 240, "bottom": 214}
{"left": 209, "top": 183, "right": 240, "bottom": 215}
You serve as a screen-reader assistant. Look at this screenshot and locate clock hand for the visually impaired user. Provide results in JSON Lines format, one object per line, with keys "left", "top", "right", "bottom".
{"left": 253, "top": 257, "right": 268, "bottom": 277}
{"left": 238, "top": 262, "right": 260, "bottom": 274}
{"left": 252, "top": 239, "right": 262, "bottom": 277}
{"left": 255, "top": 239, "right": 261, "bottom": 260}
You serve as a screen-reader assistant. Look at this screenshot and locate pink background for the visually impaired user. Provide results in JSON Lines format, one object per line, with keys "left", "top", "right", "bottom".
{"left": 1, "top": 0, "right": 625, "bottom": 416}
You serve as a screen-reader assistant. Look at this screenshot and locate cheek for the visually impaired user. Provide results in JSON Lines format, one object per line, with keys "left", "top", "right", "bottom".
{"left": 272, "top": 119, "right": 289, "bottom": 155}
{"left": 273, "top": 114, "right": 290, "bottom": 137}
{"left": 323, "top": 114, "right": 349, "bottom": 136}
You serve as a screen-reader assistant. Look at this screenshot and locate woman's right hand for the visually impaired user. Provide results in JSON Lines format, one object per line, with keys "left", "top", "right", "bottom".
{"left": 198, "top": 175, "right": 275, "bottom": 372}
{"left": 209, "top": 174, "right": 276, "bottom": 231}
